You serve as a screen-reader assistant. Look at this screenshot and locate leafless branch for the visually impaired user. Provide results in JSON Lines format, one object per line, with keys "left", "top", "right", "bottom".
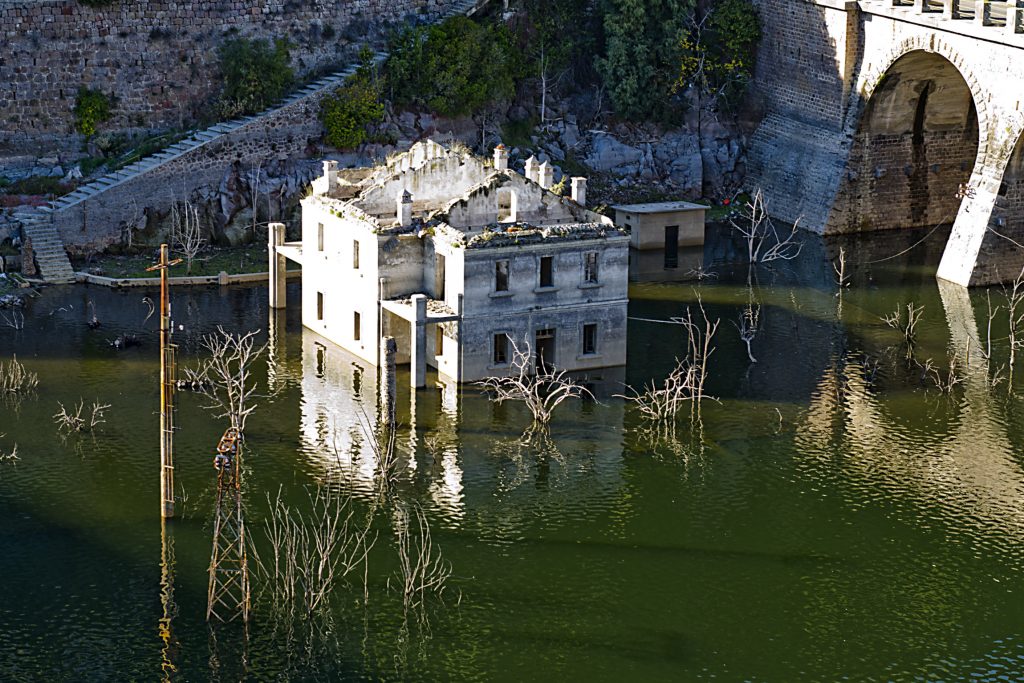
{"left": 190, "top": 327, "right": 267, "bottom": 433}
{"left": 730, "top": 189, "right": 803, "bottom": 263}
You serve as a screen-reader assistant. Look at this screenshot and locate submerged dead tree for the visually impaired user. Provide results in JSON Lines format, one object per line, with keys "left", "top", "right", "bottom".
{"left": 730, "top": 189, "right": 803, "bottom": 263}
{"left": 478, "top": 339, "right": 593, "bottom": 433}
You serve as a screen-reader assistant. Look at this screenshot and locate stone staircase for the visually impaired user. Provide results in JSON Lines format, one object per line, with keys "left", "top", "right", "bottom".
{"left": 14, "top": 0, "right": 482, "bottom": 283}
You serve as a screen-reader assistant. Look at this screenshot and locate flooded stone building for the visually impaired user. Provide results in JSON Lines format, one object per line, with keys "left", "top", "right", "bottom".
{"left": 271, "top": 140, "right": 629, "bottom": 385}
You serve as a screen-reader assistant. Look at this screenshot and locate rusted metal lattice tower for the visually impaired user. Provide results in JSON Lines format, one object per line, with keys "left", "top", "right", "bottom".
{"left": 147, "top": 244, "right": 182, "bottom": 519}
{"left": 206, "top": 427, "right": 250, "bottom": 623}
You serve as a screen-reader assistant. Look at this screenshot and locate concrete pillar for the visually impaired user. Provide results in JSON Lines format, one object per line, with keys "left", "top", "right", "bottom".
{"left": 455, "top": 293, "right": 464, "bottom": 383}
{"left": 494, "top": 144, "right": 509, "bottom": 171}
{"left": 412, "top": 143, "right": 426, "bottom": 168}
{"left": 571, "top": 177, "right": 587, "bottom": 206}
{"left": 398, "top": 190, "right": 413, "bottom": 227}
{"left": 942, "top": 0, "right": 958, "bottom": 19}
{"left": 380, "top": 336, "right": 397, "bottom": 428}
{"left": 538, "top": 161, "right": 553, "bottom": 189}
{"left": 1007, "top": 4, "right": 1022, "bottom": 33}
{"left": 913, "top": 0, "right": 926, "bottom": 12}
{"left": 410, "top": 294, "right": 427, "bottom": 388}
{"left": 322, "top": 161, "right": 338, "bottom": 193}
{"left": 268, "top": 222, "right": 286, "bottom": 309}
{"left": 524, "top": 156, "right": 539, "bottom": 183}
{"left": 974, "top": 0, "right": 990, "bottom": 24}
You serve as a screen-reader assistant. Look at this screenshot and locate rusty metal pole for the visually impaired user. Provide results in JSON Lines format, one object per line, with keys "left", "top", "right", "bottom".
{"left": 159, "top": 244, "right": 175, "bottom": 519}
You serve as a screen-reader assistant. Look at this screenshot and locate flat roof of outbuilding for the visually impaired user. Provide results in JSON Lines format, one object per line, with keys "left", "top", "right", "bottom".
{"left": 611, "top": 201, "right": 707, "bottom": 214}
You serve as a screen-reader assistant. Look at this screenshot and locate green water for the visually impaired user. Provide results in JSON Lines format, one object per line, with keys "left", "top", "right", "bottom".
{"left": 1, "top": 229, "right": 1023, "bottom": 681}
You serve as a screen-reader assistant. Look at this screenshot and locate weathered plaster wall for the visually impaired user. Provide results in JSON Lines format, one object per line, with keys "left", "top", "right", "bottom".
{"left": 0, "top": 0, "right": 455, "bottom": 158}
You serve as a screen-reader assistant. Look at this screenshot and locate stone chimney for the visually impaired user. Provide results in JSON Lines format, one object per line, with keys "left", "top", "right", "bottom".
{"left": 494, "top": 144, "right": 508, "bottom": 171}
{"left": 571, "top": 177, "right": 587, "bottom": 206}
{"left": 398, "top": 190, "right": 413, "bottom": 227}
{"left": 538, "top": 161, "right": 553, "bottom": 190}
{"left": 323, "top": 160, "right": 338, "bottom": 192}
{"left": 524, "top": 156, "right": 538, "bottom": 183}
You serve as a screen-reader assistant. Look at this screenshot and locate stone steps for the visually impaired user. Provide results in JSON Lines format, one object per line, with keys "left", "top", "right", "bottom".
{"left": 20, "top": 220, "right": 76, "bottom": 283}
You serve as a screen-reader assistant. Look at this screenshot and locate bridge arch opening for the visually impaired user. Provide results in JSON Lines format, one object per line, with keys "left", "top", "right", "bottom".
{"left": 829, "top": 51, "right": 980, "bottom": 235}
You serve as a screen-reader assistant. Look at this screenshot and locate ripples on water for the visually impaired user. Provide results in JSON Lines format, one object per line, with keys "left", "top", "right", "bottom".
{"left": 1, "top": 227, "right": 1024, "bottom": 680}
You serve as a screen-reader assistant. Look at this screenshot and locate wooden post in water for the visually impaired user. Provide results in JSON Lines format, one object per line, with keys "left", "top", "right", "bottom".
{"left": 380, "top": 336, "right": 397, "bottom": 429}
{"left": 147, "top": 244, "right": 181, "bottom": 519}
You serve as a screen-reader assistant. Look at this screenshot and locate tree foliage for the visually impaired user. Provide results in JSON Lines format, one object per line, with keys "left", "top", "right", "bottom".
{"left": 217, "top": 38, "right": 294, "bottom": 118}
{"left": 321, "top": 72, "right": 385, "bottom": 149}
{"left": 73, "top": 88, "right": 113, "bottom": 137}
{"left": 677, "top": 0, "right": 761, "bottom": 105}
{"left": 385, "top": 16, "right": 519, "bottom": 118}
{"left": 596, "top": 0, "right": 694, "bottom": 121}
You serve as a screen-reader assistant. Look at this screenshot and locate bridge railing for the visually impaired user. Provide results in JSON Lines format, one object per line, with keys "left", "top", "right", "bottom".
{"left": 885, "top": 0, "right": 1023, "bottom": 34}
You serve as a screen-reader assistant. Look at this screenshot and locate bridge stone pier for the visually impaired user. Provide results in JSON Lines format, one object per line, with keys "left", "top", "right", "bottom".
{"left": 748, "top": 0, "right": 1024, "bottom": 285}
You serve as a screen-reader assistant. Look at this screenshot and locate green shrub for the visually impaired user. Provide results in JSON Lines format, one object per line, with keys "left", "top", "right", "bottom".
{"left": 216, "top": 38, "right": 294, "bottom": 118}
{"left": 321, "top": 75, "right": 385, "bottom": 149}
{"left": 677, "top": 0, "right": 761, "bottom": 105}
{"left": 385, "top": 16, "right": 519, "bottom": 118}
{"left": 73, "top": 88, "right": 113, "bottom": 137}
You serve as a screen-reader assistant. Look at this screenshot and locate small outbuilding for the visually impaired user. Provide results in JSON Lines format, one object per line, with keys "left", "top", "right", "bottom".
{"left": 612, "top": 201, "right": 707, "bottom": 279}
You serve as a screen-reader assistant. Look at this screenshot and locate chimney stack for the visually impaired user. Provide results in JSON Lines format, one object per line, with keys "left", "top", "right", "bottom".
{"left": 493, "top": 144, "right": 508, "bottom": 171}
{"left": 538, "top": 161, "right": 553, "bottom": 190}
{"left": 524, "top": 156, "right": 538, "bottom": 184}
{"left": 398, "top": 190, "right": 413, "bottom": 227}
{"left": 323, "top": 160, "right": 338, "bottom": 192}
{"left": 571, "top": 177, "right": 587, "bottom": 206}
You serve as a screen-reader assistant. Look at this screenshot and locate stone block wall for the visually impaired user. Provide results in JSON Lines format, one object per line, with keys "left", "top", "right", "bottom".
{"left": 0, "top": 0, "right": 455, "bottom": 159}
{"left": 51, "top": 79, "right": 336, "bottom": 255}
{"left": 827, "top": 130, "right": 977, "bottom": 233}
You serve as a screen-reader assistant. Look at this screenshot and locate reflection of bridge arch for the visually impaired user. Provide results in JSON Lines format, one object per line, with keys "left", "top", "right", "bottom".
{"left": 830, "top": 47, "right": 982, "bottom": 234}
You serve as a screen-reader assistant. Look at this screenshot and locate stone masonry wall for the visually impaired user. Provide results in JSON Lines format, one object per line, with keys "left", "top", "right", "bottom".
{"left": 745, "top": 0, "right": 861, "bottom": 230}
{"left": 0, "top": 0, "right": 455, "bottom": 159}
{"left": 51, "top": 79, "right": 335, "bottom": 255}
{"left": 827, "top": 130, "right": 977, "bottom": 233}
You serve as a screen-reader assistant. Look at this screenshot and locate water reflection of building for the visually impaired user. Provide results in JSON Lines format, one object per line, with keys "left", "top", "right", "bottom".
{"left": 295, "top": 326, "right": 628, "bottom": 522}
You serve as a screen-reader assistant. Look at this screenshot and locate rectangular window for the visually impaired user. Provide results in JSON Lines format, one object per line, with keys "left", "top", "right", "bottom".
{"left": 353, "top": 311, "right": 361, "bottom": 341}
{"left": 436, "top": 326, "right": 445, "bottom": 356}
{"left": 352, "top": 240, "right": 360, "bottom": 269}
{"left": 582, "top": 323, "right": 597, "bottom": 355}
{"left": 493, "top": 333, "right": 508, "bottom": 365}
{"left": 317, "top": 223, "right": 324, "bottom": 252}
{"left": 316, "top": 292, "right": 324, "bottom": 321}
{"left": 315, "top": 343, "right": 326, "bottom": 378}
{"left": 495, "top": 260, "right": 509, "bottom": 292}
{"left": 664, "top": 225, "right": 679, "bottom": 269}
{"left": 584, "top": 252, "right": 599, "bottom": 283}
{"left": 539, "top": 256, "right": 554, "bottom": 288}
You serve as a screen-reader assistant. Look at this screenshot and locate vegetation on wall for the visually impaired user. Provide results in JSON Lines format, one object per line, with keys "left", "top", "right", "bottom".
{"left": 73, "top": 88, "right": 113, "bottom": 137}
{"left": 216, "top": 38, "right": 295, "bottom": 118}
{"left": 321, "top": 55, "right": 385, "bottom": 149}
{"left": 384, "top": 16, "right": 519, "bottom": 118}
{"left": 676, "top": 0, "right": 762, "bottom": 107}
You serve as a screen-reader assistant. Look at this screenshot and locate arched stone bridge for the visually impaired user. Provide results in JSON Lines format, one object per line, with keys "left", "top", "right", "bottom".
{"left": 749, "top": 0, "right": 1024, "bottom": 285}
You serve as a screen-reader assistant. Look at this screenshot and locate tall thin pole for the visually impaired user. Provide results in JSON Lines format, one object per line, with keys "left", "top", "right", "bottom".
{"left": 153, "top": 244, "right": 178, "bottom": 519}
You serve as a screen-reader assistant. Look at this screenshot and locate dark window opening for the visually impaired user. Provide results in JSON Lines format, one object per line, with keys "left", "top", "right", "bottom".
{"left": 540, "top": 256, "right": 554, "bottom": 287}
{"left": 493, "top": 333, "right": 509, "bottom": 365}
{"left": 436, "top": 326, "right": 444, "bottom": 356}
{"left": 584, "top": 252, "right": 599, "bottom": 283}
{"left": 582, "top": 323, "right": 597, "bottom": 355}
{"left": 536, "top": 328, "right": 556, "bottom": 370}
{"left": 315, "top": 343, "right": 326, "bottom": 378}
{"left": 664, "top": 226, "right": 679, "bottom": 269}
{"left": 317, "top": 292, "right": 324, "bottom": 320}
{"left": 353, "top": 311, "right": 361, "bottom": 341}
{"left": 353, "top": 240, "right": 360, "bottom": 269}
{"left": 495, "top": 260, "right": 509, "bottom": 292}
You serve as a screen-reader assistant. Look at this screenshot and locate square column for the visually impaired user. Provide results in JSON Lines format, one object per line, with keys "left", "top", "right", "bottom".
{"left": 410, "top": 294, "right": 427, "bottom": 388}
{"left": 268, "top": 222, "right": 286, "bottom": 309}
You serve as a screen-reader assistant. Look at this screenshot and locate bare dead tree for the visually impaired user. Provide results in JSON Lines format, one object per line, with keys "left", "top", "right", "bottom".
{"left": 0, "top": 309, "right": 25, "bottom": 330}
{"left": 1003, "top": 266, "right": 1024, "bottom": 379}
{"left": 478, "top": 339, "right": 593, "bottom": 428}
{"left": 733, "top": 302, "right": 760, "bottom": 364}
{"left": 53, "top": 399, "right": 110, "bottom": 434}
{"left": 882, "top": 302, "right": 924, "bottom": 352}
{"left": 249, "top": 486, "right": 377, "bottom": 620}
{"left": 730, "top": 189, "right": 803, "bottom": 263}
{"left": 0, "top": 356, "right": 38, "bottom": 394}
{"left": 170, "top": 200, "right": 204, "bottom": 275}
{"left": 0, "top": 434, "right": 19, "bottom": 462}
{"left": 833, "top": 246, "right": 850, "bottom": 289}
{"left": 618, "top": 300, "right": 719, "bottom": 423}
{"left": 390, "top": 503, "right": 453, "bottom": 621}
{"left": 919, "top": 354, "right": 967, "bottom": 394}
{"left": 189, "top": 327, "right": 267, "bottom": 432}
{"left": 354, "top": 404, "right": 400, "bottom": 490}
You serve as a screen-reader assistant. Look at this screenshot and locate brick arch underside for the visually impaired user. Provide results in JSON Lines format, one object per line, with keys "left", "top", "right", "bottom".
{"left": 827, "top": 51, "right": 980, "bottom": 234}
